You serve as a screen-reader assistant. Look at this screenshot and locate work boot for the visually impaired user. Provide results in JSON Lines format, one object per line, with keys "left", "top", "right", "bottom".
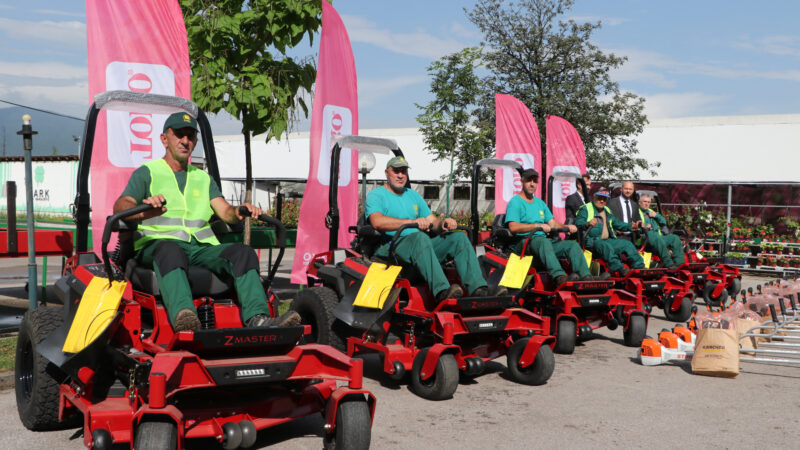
{"left": 436, "top": 284, "right": 464, "bottom": 303}
{"left": 554, "top": 275, "right": 567, "bottom": 286}
{"left": 597, "top": 272, "right": 612, "bottom": 280}
{"left": 471, "top": 286, "right": 489, "bottom": 297}
{"left": 174, "top": 308, "right": 201, "bottom": 332}
{"left": 580, "top": 274, "right": 595, "bottom": 281}
{"left": 246, "top": 311, "right": 302, "bottom": 328}
{"left": 566, "top": 273, "right": 580, "bottom": 282}
{"left": 491, "top": 285, "right": 509, "bottom": 296}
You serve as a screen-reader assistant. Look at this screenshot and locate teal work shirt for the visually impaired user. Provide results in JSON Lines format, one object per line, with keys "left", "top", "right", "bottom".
{"left": 504, "top": 194, "right": 554, "bottom": 238}
{"left": 365, "top": 186, "right": 432, "bottom": 237}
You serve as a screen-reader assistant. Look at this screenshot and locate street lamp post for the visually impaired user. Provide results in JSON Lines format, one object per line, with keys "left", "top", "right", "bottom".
{"left": 17, "top": 114, "right": 38, "bottom": 310}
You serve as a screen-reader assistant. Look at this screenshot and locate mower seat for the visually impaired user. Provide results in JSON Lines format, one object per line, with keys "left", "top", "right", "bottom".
{"left": 112, "top": 218, "right": 236, "bottom": 299}
{"left": 488, "top": 214, "right": 514, "bottom": 252}
{"left": 125, "top": 259, "right": 235, "bottom": 298}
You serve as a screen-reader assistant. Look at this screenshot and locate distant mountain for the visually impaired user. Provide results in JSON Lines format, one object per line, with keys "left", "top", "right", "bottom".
{"left": 0, "top": 106, "right": 84, "bottom": 157}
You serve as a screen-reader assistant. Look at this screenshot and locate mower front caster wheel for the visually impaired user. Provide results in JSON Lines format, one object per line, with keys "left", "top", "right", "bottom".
{"left": 410, "top": 349, "right": 458, "bottom": 400}
{"left": 324, "top": 400, "right": 372, "bottom": 450}
{"left": 702, "top": 281, "right": 729, "bottom": 308}
{"left": 506, "top": 338, "right": 555, "bottom": 385}
{"left": 554, "top": 319, "right": 576, "bottom": 354}
{"left": 623, "top": 315, "right": 647, "bottom": 347}
{"left": 663, "top": 295, "right": 693, "bottom": 322}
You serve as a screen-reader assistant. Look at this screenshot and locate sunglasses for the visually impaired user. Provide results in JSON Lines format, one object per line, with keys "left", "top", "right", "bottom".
{"left": 390, "top": 167, "right": 408, "bottom": 174}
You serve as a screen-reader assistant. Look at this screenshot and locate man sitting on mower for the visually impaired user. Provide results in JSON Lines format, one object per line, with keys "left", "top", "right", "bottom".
{"left": 637, "top": 194, "right": 685, "bottom": 269}
{"left": 575, "top": 187, "right": 645, "bottom": 277}
{"left": 113, "top": 112, "right": 300, "bottom": 331}
{"left": 365, "top": 156, "right": 505, "bottom": 302}
{"left": 505, "top": 169, "right": 607, "bottom": 285}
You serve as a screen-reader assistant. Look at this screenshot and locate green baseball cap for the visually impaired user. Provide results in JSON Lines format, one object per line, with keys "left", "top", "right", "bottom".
{"left": 163, "top": 112, "right": 198, "bottom": 133}
{"left": 386, "top": 156, "right": 410, "bottom": 169}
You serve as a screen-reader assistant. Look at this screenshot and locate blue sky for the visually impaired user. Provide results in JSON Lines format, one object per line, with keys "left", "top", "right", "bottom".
{"left": 1, "top": 0, "right": 799, "bottom": 135}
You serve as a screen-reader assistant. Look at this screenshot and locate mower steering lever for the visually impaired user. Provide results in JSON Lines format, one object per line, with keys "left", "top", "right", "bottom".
{"left": 236, "top": 206, "right": 287, "bottom": 284}
{"left": 101, "top": 200, "right": 167, "bottom": 282}
{"left": 388, "top": 222, "right": 420, "bottom": 259}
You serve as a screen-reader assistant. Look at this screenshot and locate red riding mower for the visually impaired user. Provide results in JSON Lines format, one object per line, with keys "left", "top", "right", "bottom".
{"left": 15, "top": 91, "right": 374, "bottom": 450}
{"left": 291, "top": 136, "right": 555, "bottom": 401}
{"left": 476, "top": 163, "right": 647, "bottom": 355}
{"left": 626, "top": 187, "right": 741, "bottom": 308}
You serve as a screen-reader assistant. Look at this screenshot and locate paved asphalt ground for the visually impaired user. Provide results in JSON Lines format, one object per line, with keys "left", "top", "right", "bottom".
{"left": 0, "top": 251, "right": 798, "bottom": 449}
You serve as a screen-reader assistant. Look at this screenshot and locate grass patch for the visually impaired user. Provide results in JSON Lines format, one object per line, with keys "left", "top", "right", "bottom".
{"left": 0, "top": 336, "right": 16, "bottom": 372}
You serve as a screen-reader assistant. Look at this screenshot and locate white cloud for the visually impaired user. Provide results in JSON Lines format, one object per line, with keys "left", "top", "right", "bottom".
{"left": 566, "top": 15, "right": 628, "bottom": 26}
{"left": 736, "top": 35, "right": 800, "bottom": 58}
{"left": 641, "top": 92, "right": 726, "bottom": 119}
{"left": 449, "top": 22, "right": 479, "bottom": 40}
{"left": 611, "top": 47, "right": 800, "bottom": 86}
{"left": 0, "top": 61, "right": 87, "bottom": 80}
{"left": 341, "top": 14, "right": 465, "bottom": 59}
{"left": 0, "top": 17, "right": 85, "bottom": 48}
{"left": 33, "top": 9, "right": 85, "bottom": 18}
{"left": 0, "top": 80, "right": 88, "bottom": 116}
{"left": 358, "top": 75, "right": 429, "bottom": 107}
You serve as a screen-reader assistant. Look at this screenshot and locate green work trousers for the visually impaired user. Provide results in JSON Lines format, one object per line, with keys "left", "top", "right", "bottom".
{"left": 646, "top": 231, "right": 685, "bottom": 266}
{"left": 589, "top": 239, "right": 644, "bottom": 272}
{"left": 511, "top": 236, "right": 591, "bottom": 278}
{"left": 375, "top": 231, "right": 487, "bottom": 297}
{"left": 137, "top": 240, "right": 268, "bottom": 323}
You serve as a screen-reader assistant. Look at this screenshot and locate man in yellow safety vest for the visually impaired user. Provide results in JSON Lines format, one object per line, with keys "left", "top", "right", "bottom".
{"left": 113, "top": 112, "right": 299, "bottom": 331}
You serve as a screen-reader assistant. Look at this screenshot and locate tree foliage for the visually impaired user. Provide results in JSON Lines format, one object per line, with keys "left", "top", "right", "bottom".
{"left": 415, "top": 47, "right": 493, "bottom": 182}
{"left": 181, "top": 0, "right": 321, "bottom": 141}
{"left": 418, "top": 0, "right": 658, "bottom": 182}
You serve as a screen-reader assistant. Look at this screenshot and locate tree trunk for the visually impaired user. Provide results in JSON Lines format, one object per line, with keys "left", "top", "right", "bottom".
{"left": 243, "top": 128, "right": 252, "bottom": 245}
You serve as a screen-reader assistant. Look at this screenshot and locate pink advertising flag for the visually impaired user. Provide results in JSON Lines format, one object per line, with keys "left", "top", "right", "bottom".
{"left": 86, "top": 0, "right": 190, "bottom": 252}
{"left": 291, "top": 1, "right": 359, "bottom": 284}
{"left": 494, "top": 94, "right": 541, "bottom": 214}
{"left": 545, "top": 115, "right": 587, "bottom": 223}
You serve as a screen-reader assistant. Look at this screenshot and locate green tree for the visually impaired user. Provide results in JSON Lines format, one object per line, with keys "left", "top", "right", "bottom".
{"left": 465, "top": 0, "right": 657, "bottom": 184}
{"left": 416, "top": 47, "right": 493, "bottom": 213}
{"left": 181, "top": 0, "right": 322, "bottom": 241}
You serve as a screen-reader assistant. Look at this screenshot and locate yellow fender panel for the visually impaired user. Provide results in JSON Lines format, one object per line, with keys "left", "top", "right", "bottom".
{"left": 353, "top": 263, "right": 402, "bottom": 309}
{"left": 640, "top": 251, "right": 652, "bottom": 269}
{"left": 499, "top": 253, "right": 533, "bottom": 289}
{"left": 62, "top": 277, "right": 126, "bottom": 354}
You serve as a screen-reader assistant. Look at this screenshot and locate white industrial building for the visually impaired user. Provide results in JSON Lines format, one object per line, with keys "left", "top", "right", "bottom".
{"left": 211, "top": 113, "right": 800, "bottom": 213}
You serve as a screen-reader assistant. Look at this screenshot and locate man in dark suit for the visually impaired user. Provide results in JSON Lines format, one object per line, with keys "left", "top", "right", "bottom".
{"left": 607, "top": 180, "right": 636, "bottom": 241}
{"left": 564, "top": 173, "right": 591, "bottom": 224}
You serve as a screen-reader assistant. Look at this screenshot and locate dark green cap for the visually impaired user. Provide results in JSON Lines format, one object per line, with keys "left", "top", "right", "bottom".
{"left": 163, "top": 112, "right": 198, "bottom": 133}
{"left": 386, "top": 156, "right": 410, "bottom": 169}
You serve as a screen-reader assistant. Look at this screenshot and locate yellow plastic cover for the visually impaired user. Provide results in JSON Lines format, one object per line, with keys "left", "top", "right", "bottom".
{"left": 583, "top": 249, "right": 593, "bottom": 268}
{"left": 499, "top": 253, "right": 533, "bottom": 289}
{"left": 640, "top": 251, "right": 652, "bottom": 268}
{"left": 62, "top": 277, "right": 126, "bottom": 354}
{"left": 353, "top": 263, "right": 402, "bottom": 309}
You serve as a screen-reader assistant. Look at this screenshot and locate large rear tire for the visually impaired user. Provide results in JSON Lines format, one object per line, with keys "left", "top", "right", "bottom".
{"left": 134, "top": 421, "right": 177, "bottom": 450}
{"left": 324, "top": 400, "right": 371, "bottom": 450}
{"left": 410, "top": 349, "right": 458, "bottom": 400}
{"left": 15, "top": 307, "right": 67, "bottom": 430}
{"left": 554, "top": 319, "right": 576, "bottom": 354}
{"left": 727, "top": 277, "right": 742, "bottom": 299}
{"left": 506, "top": 338, "right": 555, "bottom": 386}
{"left": 290, "top": 286, "right": 347, "bottom": 351}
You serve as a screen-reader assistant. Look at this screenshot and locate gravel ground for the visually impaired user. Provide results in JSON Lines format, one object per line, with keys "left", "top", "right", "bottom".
{"left": 0, "top": 264, "right": 797, "bottom": 449}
